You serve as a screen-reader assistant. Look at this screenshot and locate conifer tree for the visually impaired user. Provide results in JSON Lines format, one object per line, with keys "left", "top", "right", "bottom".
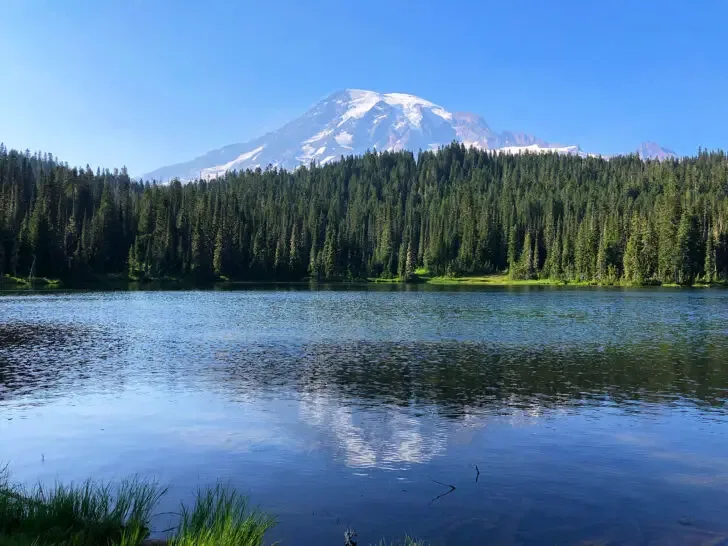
{"left": 676, "top": 210, "right": 696, "bottom": 285}
{"left": 705, "top": 227, "right": 716, "bottom": 283}
{"left": 623, "top": 217, "right": 641, "bottom": 284}
{"left": 507, "top": 225, "right": 518, "bottom": 272}
{"left": 0, "top": 235, "right": 5, "bottom": 278}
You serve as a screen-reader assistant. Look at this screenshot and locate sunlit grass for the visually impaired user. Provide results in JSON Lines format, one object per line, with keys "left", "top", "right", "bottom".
{"left": 170, "top": 486, "right": 276, "bottom": 546}
{"left": 0, "top": 466, "right": 163, "bottom": 546}
{"left": 0, "top": 467, "right": 277, "bottom": 546}
{"left": 427, "top": 273, "right": 568, "bottom": 285}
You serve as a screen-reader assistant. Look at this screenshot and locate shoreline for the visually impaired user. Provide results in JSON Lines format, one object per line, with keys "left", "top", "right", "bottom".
{"left": 2, "top": 272, "right": 725, "bottom": 291}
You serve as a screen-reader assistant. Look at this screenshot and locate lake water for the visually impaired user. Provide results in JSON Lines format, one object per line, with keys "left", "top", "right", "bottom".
{"left": 2, "top": 286, "right": 728, "bottom": 545}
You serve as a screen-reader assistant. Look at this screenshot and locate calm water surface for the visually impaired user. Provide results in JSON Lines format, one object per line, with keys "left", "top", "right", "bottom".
{"left": 1, "top": 286, "right": 728, "bottom": 545}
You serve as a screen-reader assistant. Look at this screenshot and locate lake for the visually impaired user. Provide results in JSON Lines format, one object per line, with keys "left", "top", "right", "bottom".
{"left": 1, "top": 286, "right": 728, "bottom": 545}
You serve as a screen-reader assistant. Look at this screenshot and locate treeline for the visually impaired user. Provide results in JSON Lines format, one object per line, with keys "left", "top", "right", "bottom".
{"left": 1, "top": 142, "right": 727, "bottom": 285}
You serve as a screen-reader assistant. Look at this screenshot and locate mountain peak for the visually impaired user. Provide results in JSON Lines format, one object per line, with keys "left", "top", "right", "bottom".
{"left": 638, "top": 141, "right": 677, "bottom": 160}
{"left": 326, "top": 89, "right": 453, "bottom": 128}
{"left": 142, "top": 90, "right": 672, "bottom": 182}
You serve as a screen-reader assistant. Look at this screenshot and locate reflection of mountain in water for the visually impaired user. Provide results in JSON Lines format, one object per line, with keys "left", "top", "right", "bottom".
{"left": 206, "top": 339, "right": 728, "bottom": 469}
{"left": 299, "top": 391, "right": 450, "bottom": 468}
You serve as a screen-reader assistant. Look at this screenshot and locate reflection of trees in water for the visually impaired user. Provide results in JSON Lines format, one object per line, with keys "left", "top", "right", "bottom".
{"left": 207, "top": 339, "right": 728, "bottom": 469}
{"left": 211, "top": 339, "right": 728, "bottom": 413}
{"left": 0, "top": 322, "right": 120, "bottom": 402}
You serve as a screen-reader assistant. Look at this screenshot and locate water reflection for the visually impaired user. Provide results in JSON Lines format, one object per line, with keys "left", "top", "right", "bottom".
{"left": 2, "top": 289, "right": 728, "bottom": 545}
{"left": 299, "top": 392, "right": 449, "bottom": 468}
{"left": 208, "top": 340, "right": 728, "bottom": 413}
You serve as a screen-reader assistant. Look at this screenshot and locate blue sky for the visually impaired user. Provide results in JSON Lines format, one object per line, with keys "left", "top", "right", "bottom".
{"left": 1, "top": 0, "right": 726, "bottom": 175}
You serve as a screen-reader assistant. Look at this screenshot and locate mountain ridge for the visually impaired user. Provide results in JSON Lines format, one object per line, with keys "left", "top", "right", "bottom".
{"left": 143, "top": 89, "right": 676, "bottom": 181}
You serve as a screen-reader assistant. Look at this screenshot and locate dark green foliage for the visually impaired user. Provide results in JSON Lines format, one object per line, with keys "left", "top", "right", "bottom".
{"left": 0, "top": 467, "right": 162, "bottom": 546}
{"left": 705, "top": 227, "right": 717, "bottom": 283}
{"left": 1, "top": 144, "right": 728, "bottom": 284}
{"left": 0, "top": 466, "right": 274, "bottom": 546}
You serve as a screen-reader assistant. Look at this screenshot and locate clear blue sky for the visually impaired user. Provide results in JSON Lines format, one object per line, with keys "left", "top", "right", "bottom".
{"left": 1, "top": 0, "right": 726, "bottom": 175}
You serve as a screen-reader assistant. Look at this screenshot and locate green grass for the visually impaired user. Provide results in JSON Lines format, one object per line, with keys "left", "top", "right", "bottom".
{"left": 362, "top": 268, "right": 728, "bottom": 288}
{"left": 0, "top": 468, "right": 275, "bottom": 546}
{"left": 427, "top": 273, "right": 569, "bottom": 286}
{"left": 170, "top": 486, "right": 275, "bottom": 546}
{"left": 0, "top": 467, "right": 163, "bottom": 546}
{"left": 421, "top": 273, "right": 728, "bottom": 287}
{"left": 367, "top": 276, "right": 402, "bottom": 283}
{"left": 369, "top": 271, "right": 593, "bottom": 286}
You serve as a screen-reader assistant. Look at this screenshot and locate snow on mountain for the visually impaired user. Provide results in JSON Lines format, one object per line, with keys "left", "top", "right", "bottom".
{"left": 142, "top": 90, "right": 670, "bottom": 181}
{"left": 489, "top": 144, "right": 583, "bottom": 156}
{"left": 637, "top": 141, "right": 677, "bottom": 160}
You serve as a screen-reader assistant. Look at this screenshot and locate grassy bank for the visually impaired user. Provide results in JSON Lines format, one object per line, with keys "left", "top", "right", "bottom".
{"left": 0, "top": 469, "right": 274, "bottom": 546}
{"left": 6, "top": 271, "right": 725, "bottom": 291}
{"left": 369, "top": 272, "right": 614, "bottom": 287}
{"left": 368, "top": 269, "right": 728, "bottom": 288}
{"left": 426, "top": 274, "right": 727, "bottom": 287}
{"left": 426, "top": 274, "right": 571, "bottom": 286}
{"left": 0, "top": 468, "right": 424, "bottom": 545}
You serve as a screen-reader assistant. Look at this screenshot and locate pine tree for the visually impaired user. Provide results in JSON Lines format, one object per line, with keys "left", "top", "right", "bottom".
{"left": 657, "top": 201, "right": 677, "bottom": 283}
{"left": 397, "top": 242, "right": 407, "bottom": 281}
{"left": 548, "top": 222, "right": 563, "bottom": 279}
{"left": 704, "top": 227, "right": 716, "bottom": 283}
{"left": 128, "top": 242, "right": 138, "bottom": 279}
{"left": 29, "top": 200, "right": 51, "bottom": 276}
{"left": 623, "top": 218, "right": 641, "bottom": 284}
{"left": 0, "top": 235, "right": 5, "bottom": 279}
{"left": 639, "top": 219, "right": 658, "bottom": 282}
{"left": 191, "top": 218, "right": 211, "bottom": 279}
{"left": 308, "top": 230, "right": 320, "bottom": 280}
{"left": 676, "top": 210, "right": 695, "bottom": 285}
{"left": 596, "top": 229, "right": 607, "bottom": 282}
{"left": 323, "top": 226, "right": 337, "bottom": 280}
{"left": 507, "top": 225, "right": 518, "bottom": 273}
{"left": 404, "top": 242, "right": 415, "bottom": 281}
{"left": 561, "top": 227, "right": 574, "bottom": 280}
{"left": 575, "top": 220, "right": 593, "bottom": 281}
{"left": 213, "top": 224, "right": 225, "bottom": 276}
{"left": 512, "top": 231, "right": 533, "bottom": 280}
{"left": 289, "top": 223, "right": 301, "bottom": 275}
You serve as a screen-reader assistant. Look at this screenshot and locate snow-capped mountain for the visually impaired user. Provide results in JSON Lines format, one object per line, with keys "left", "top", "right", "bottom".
{"left": 637, "top": 141, "right": 677, "bottom": 161}
{"left": 143, "top": 89, "right": 671, "bottom": 181}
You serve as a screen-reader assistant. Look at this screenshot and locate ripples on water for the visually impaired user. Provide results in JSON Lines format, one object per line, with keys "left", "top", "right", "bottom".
{"left": 0, "top": 321, "right": 125, "bottom": 403}
{"left": 208, "top": 339, "right": 728, "bottom": 412}
{"left": 1, "top": 288, "right": 728, "bottom": 544}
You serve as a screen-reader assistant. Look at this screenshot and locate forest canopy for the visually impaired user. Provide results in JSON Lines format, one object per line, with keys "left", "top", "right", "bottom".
{"left": 1, "top": 143, "right": 727, "bottom": 285}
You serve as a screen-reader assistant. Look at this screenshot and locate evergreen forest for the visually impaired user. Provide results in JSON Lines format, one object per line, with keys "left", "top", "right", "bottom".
{"left": 1, "top": 142, "right": 727, "bottom": 285}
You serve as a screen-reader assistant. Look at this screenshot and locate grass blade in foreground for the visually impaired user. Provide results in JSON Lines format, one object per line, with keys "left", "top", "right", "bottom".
{"left": 0, "top": 467, "right": 164, "bottom": 546}
{"left": 170, "top": 485, "right": 276, "bottom": 546}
